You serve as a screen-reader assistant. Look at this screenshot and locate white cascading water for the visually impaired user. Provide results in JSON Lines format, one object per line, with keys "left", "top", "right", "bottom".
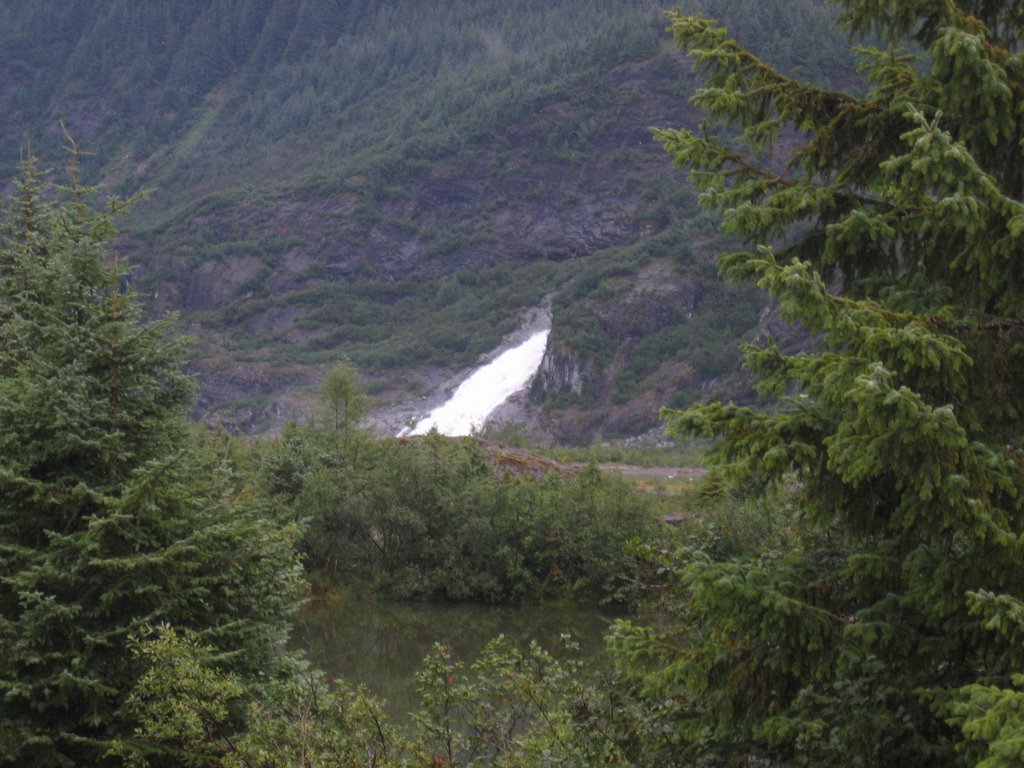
{"left": 400, "top": 328, "right": 549, "bottom": 437}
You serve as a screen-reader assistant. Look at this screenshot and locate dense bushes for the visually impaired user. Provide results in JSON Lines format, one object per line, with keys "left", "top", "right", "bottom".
{"left": 121, "top": 459, "right": 778, "bottom": 768}
{"left": 260, "top": 423, "right": 657, "bottom": 603}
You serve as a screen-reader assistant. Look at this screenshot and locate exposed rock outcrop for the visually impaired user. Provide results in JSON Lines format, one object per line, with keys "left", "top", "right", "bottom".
{"left": 534, "top": 340, "right": 595, "bottom": 397}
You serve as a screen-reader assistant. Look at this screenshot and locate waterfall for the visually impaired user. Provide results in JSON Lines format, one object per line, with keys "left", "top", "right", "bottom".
{"left": 399, "top": 328, "right": 550, "bottom": 437}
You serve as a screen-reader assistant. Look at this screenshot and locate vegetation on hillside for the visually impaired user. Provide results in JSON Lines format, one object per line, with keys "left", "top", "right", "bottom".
{"left": 0, "top": 0, "right": 859, "bottom": 435}
{"left": 0, "top": 0, "right": 853, "bottom": 190}
{"left": 7, "top": 1, "right": 1024, "bottom": 766}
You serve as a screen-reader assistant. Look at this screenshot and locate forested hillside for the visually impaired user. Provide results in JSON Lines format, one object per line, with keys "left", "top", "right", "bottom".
{"left": 6, "top": 1, "right": 1024, "bottom": 765}
{"left": 0, "top": 0, "right": 855, "bottom": 437}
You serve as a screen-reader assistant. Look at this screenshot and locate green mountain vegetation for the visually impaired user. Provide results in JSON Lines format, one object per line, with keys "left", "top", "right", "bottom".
{"left": 7, "top": 1, "right": 1024, "bottom": 767}
{"left": 0, "top": 0, "right": 856, "bottom": 437}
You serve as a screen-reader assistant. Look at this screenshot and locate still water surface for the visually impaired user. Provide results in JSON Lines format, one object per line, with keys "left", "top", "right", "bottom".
{"left": 293, "top": 599, "right": 619, "bottom": 716}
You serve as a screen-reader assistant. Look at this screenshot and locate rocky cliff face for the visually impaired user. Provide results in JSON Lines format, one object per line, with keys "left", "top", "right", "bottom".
{"left": 535, "top": 341, "right": 597, "bottom": 398}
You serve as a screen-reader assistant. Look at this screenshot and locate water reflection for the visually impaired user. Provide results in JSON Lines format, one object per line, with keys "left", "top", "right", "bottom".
{"left": 293, "top": 598, "right": 618, "bottom": 716}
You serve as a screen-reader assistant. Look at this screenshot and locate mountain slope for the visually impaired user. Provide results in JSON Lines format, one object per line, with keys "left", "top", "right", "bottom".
{"left": 0, "top": 0, "right": 855, "bottom": 438}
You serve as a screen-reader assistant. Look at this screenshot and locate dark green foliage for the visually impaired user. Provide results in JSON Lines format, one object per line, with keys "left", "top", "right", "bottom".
{"left": 0, "top": 159, "right": 303, "bottom": 766}
{"left": 117, "top": 464, "right": 780, "bottom": 768}
{"left": 942, "top": 591, "right": 1024, "bottom": 768}
{"left": 608, "top": 2, "right": 1024, "bottom": 766}
{"left": 0, "top": 0, "right": 853, "bottom": 186}
{"left": 260, "top": 422, "right": 657, "bottom": 603}
{"left": 0, "top": 0, "right": 672, "bottom": 192}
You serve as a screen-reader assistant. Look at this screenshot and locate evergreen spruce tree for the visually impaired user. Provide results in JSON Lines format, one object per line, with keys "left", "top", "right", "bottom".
{"left": 0, "top": 155, "right": 303, "bottom": 767}
{"left": 611, "top": 2, "right": 1024, "bottom": 766}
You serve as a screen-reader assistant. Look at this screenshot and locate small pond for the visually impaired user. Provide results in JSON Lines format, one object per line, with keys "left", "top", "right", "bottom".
{"left": 292, "top": 598, "right": 621, "bottom": 716}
